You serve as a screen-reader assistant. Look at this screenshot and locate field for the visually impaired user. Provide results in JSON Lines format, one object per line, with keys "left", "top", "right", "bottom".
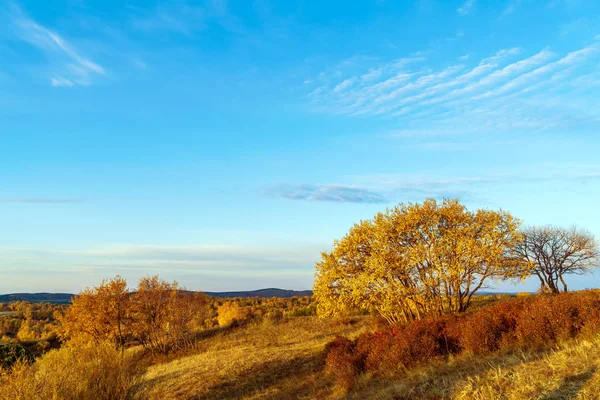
{"left": 3, "top": 291, "right": 600, "bottom": 399}
{"left": 136, "top": 317, "right": 367, "bottom": 399}
{"left": 134, "top": 310, "right": 600, "bottom": 400}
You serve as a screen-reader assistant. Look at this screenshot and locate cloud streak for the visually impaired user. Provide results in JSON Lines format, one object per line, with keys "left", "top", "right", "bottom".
{"left": 266, "top": 184, "right": 387, "bottom": 204}
{"left": 6, "top": 2, "right": 105, "bottom": 86}
{"left": 305, "top": 37, "right": 600, "bottom": 136}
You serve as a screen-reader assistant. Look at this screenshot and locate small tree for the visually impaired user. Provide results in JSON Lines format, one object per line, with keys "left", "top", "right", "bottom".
{"left": 314, "top": 198, "right": 523, "bottom": 324}
{"left": 512, "top": 226, "right": 599, "bottom": 293}
{"left": 129, "top": 275, "right": 209, "bottom": 353}
{"left": 57, "top": 275, "right": 131, "bottom": 347}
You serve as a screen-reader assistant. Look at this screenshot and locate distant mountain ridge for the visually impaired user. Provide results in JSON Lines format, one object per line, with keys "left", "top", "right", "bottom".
{"left": 0, "top": 293, "right": 74, "bottom": 304}
{"left": 0, "top": 288, "right": 313, "bottom": 304}
{"left": 203, "top": 288, "right": 313, "bottom": 298}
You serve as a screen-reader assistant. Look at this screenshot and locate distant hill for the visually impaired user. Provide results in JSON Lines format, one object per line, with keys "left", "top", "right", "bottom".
{"left": 0, "top": 293, "right": 73, "bottom": 304}
{"left": 203, "top": 288, "right": 313, "bottom": 298}
{"left": 0, "top": 288, "right": 313, "bottom": 304}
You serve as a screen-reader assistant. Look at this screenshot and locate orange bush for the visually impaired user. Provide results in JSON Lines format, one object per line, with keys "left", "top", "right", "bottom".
{"left": 450, "top": 298, "right": 525, "bottom": 354}
{"left": 324, "top": 336, "right": 364, "bottom": 389}
{"left": 325, "top": 291, "right": 600, "bottom": 388}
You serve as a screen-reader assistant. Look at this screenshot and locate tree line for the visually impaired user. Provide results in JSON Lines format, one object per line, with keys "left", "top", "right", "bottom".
{"left": 314, "top": 198, "right": 599, "bottom": 324}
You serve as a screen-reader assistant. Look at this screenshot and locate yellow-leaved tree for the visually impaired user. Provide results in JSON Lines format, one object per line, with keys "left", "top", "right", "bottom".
{"left": 57, "top": 275, "right": 130, "bottom": 347}
{"left": 314, "top": 198, "right": 524, "bottom": 324}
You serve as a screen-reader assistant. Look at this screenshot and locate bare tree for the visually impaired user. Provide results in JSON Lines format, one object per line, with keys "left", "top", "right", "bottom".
{"left": 513, "top": 226, "right": 599, "bottom": 293}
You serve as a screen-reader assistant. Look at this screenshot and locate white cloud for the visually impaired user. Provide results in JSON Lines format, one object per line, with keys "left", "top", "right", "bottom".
{"left": 457, "top": 0, "right": 476, "bottom": 15}
{"left": 266, "top": 184, "right": 386, "bottom": 204}
{"left": 303, "top": 38, "right": 600, "bottom": 135}
{"left": 50, "top": 76, "right": 74, "bottom": 87}
{"left": 8, "top": 4, "right": 105, "bottom": 86}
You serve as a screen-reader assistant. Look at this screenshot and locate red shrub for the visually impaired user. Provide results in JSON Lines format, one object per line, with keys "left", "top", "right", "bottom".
{"left": 514, "top": 292, "right": 600, "bottom": 348}
{"left": 450, "top": 299, "right": 525, "bottom": 354}
{"left": 324, "top": 336, "right": 364, "bottom": 389}
{"left": 354, "top": 318, "right": 453, "bottom": 373}
{"left": 324, "top": 291, "right": 600, "bottom": 388}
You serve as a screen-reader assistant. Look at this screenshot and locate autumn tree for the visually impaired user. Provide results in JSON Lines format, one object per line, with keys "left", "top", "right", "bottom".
{"left": 129, "top": 276, "right": 209, "bottom": 353}
{"left": 314, "top": 198, "right": 523, "bottom": 324}
{"left": 511, "top": 226, "right": 599, "bottom": 293}
{"left": 57, "top": 275, "right": 130, "bottom": 347}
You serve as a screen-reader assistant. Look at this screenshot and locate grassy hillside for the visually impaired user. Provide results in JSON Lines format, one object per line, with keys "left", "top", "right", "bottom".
{"left": 134, "top": 314, "right": 600, "bottom": 400}
{"left": 135, "top": 317, "right": 369, "bottom": 399}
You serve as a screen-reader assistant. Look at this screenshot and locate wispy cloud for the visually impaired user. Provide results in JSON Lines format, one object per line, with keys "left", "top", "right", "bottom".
{"left": 347, "top": 164, "right": 600, "bottom": 201}
{"left": 457, "top": 0, "right": 476, "bottom": 15}
{"left": 130, "top": 3, "right": 205, "bottom": 35}
{"left": 266, "top": 184, "right": 387, "bottom": 204}
{"left": 304, "top": 37, "right": 600, "bottom": 136}
{"left": 129, "top": 0, "right": 242, "bottom": 36}
{"left": 6, "top": 2, "right": 105, "bottom": 86}
{"left": 0, "top": 242, "right": 322, "bottom": 291}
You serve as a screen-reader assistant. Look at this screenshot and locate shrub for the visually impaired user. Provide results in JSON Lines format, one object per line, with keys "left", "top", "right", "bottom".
{"left": 324, "top": 291, "right": 600, "bottom": 388}
{"left": 355, "top": 318, "right": 453, "bottom": 373}
{"left": 324, "top": 336, "right": 364, "bottom": 390}
{"left": 217, "top": 302, "right": 250, "bottom": 327}
{"left": 0, "top": 343, "right": 145, "bottom": 400}
{"left": 514, "top": 292, "right": 599, "bottom": 348}
{"left": 0, "top": 343, "right": 34, "bottom": 369}
{"left": 451, "top": 299, "right": 525, "bottom": 354}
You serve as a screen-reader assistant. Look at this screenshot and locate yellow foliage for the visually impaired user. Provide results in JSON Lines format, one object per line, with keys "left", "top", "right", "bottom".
{"left": 217, "top": 302, "right": 250, "bottom": 326}
{"left": 314, "top": 198, "right": 523, "bottom": 323}
{"left": 0, "top": 343, "right": 144, "bottom": 400}
{"left": 16, "top": 319, "right": 38, "bottom": 342}
{"left": 56, "top": 275, "right": 130, "bottom": 347}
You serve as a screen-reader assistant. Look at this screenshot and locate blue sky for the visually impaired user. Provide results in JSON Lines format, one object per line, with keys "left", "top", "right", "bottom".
{"left": 1, "top": 0, "right": 599, "bottom": 293}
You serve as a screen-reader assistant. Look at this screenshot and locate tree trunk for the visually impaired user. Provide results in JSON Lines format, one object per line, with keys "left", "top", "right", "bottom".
{"left": 559, "top": 275, "right": 568, "bottom": 292}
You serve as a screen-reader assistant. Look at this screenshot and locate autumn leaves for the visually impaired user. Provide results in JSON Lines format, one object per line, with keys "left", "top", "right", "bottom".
{"left": 314, "top": 198, "right": 599, "bottom": 323}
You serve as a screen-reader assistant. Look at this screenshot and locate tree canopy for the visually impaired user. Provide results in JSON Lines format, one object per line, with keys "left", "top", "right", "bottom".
{"left": 313, "top": 198, "right": 523, "bottom": 324}
{"left": 57, "top": 275, "right": 209, "bottom": 353}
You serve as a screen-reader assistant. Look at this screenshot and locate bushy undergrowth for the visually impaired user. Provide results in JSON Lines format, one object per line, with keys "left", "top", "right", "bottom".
{"left": 0, "top": 343, "right": 34, "bottom": 369}
{"left": 325, "top": 290, "right": 600, "bottom": 388}
{"left": 0, "top": 343, "right": 145, "bottom": 400}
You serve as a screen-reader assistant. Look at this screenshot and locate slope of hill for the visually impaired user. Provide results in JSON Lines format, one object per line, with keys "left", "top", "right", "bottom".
{"left": 134, "top": 316, "right": 600, "bottom": 400}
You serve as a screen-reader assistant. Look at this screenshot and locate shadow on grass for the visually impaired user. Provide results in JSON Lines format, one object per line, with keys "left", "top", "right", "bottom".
{"left": 194, "top": 350, "right": 330, "bottom": 400}
{"left": 346, "top": 348, "right": 558, "bottom": 400}
{"left": 541, "top": 367, "right": 596, "bottom": 400}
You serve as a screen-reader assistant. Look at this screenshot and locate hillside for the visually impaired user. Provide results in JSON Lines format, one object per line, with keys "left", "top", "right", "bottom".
{"left": 0, "top": 288, "right": 313, "bottom": 304}
{"left": 134, "top": 315, "right": 600, "bottom": 400}
{"left": 3, "top": 291, "right": 600, "bottom": 400}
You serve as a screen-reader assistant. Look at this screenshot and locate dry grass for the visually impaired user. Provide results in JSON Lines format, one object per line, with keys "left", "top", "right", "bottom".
{"left": 135, "top": 316, "right": 369, "bottom": 399}
{"left": 0, "top": 343, "right": 144, "bottom": 400}
{"left": 344, "top": 335, "right": 600, "bottom": 399}
{"left": 136, "top": 315, "right": 600, "bottom": 400}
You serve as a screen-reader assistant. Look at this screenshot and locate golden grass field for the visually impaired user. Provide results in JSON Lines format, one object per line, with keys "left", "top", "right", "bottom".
{"left": 134, "top": 315, "right": 600, "bottom": 400}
